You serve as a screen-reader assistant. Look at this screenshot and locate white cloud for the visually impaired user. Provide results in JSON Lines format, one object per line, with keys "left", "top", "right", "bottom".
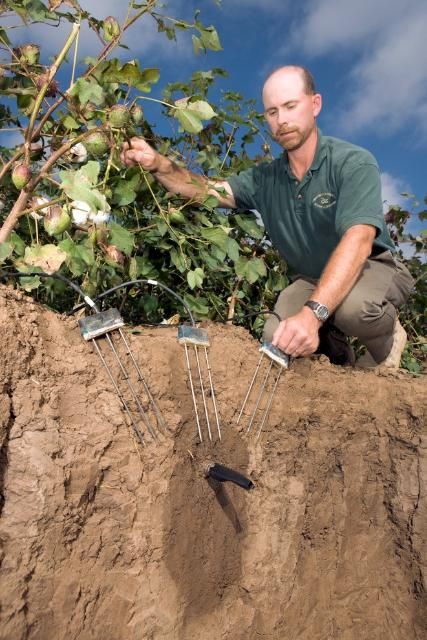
{"left": 4, "top": 0, "right": 194, "bottom": 65}
{"left": 380, "top": 172, "right": 410, "bottom": 213}
{"left": 222, "top": 0, "right": 286, "bottom": 9}
{"left": 336, "top": 7, "right": 427, "bottom": 136}
{"left": 283, "top": 0, "right": 427, "bottom": 138}
{"left": 287, "top": 0, "right": 414, "bottom": 57}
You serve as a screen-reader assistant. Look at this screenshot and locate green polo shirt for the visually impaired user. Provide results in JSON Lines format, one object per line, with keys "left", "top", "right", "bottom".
{"left": 227, "top": 130, "right": 395, "bottom": 279}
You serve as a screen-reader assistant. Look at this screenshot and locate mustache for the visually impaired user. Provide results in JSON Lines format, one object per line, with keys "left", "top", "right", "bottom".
{"left": 276, "top": 127, "right": 298, "bottom": 136}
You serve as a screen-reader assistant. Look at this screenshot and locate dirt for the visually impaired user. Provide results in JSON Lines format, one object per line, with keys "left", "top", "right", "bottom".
{"left": 0, "top": 282, "right": 426, "bottom": 640}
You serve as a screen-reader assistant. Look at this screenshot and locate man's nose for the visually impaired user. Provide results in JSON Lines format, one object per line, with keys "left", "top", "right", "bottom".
{"left": 277, "top": 108, "right": 288, "bottom": 126}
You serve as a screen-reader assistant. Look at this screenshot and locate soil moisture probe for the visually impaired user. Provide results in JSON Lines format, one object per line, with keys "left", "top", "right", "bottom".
{"left": 231, "top": 312, "right": 290, "bottom": 441}
{"left": 1, "top": 271, "right": 165, "bottom": 446}
{"left": 72, "top": 279, "right": 222, "bottom": 445}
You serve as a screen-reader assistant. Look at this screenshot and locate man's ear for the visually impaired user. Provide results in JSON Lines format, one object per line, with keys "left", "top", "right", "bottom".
{"left": 313, "top": 93, "right": 322, "bottom": 118}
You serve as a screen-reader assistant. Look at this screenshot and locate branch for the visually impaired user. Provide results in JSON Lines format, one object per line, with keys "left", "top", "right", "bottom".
{"left": 0, "top": 128, "right": 105, "bottom": 242}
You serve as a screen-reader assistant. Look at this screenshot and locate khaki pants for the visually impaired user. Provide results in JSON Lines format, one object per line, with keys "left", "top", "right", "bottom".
{"left": 263, "top": 251, "right": 414, "bottom": 363}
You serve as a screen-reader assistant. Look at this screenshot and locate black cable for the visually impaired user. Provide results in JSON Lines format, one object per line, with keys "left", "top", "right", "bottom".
{"left": 0, "top": 269, "right": 100, "bottom": 310}
{"left": 67, "top": 278, "right": 195, "bottom": 325}
{"left": 1, "top": 271, "right": 278, "bottom": 327}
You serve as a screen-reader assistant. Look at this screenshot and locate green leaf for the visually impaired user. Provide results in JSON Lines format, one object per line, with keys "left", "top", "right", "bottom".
{"left": 59, "top": 238, "right": 94, "bottom": 276}
{"left": 200, "top": 226, "right": 229, "bottom": 252}
{"left": 183, "top": 293, "right": 209, "bottom": 317}
{"left": 185, "top": 100, "right": 217, "bottom": 120}
{"left": 0, "top": 242, "right": 13, "bottom": 262}
{"left": 133, "top": 255, "right": 158, "bottom": 279}
{"left": 112, "top": 175, "right": 139, "bottom": 206}
{"left": 22, "top": 0, "right": 50, "bottom": 20}
{"left": 59, "top": 164, "right": 107, "bottom": 212}
{"left": 102, "top": 60, "right": 159, "bottom": 92}
{"left": 234, "top": 214, "right": 264, "bottom": 239}
{"left": 226, "top": 237, "right": 240, "bottom": 262}
{"left": 187, "top": 267, "right": 204, "bottom": 289}
{"left": 192, "top": 34, "right": 202, "bottom": 55}
{"left": 174, "top": 98, "right": 216, "bottom": 133}
{"left": 63, "top": 115, "right": 80, "bottom": 130}
{"left": 23, "top": 244, "right": 67, "bottom": 274}
{"left": 235, "top": 256, "right": 266, "bottom": 283}
{"left": 0, "top": 27, "right": 11, "bottom": 46}
{"left": 69, "top": 79, "right": 104, "bottom": 106}
{"left": 10, "top": 232, "right": 25, "bottom": 256}
{"left": 199, "top": 26, "right": 222, "bottom": 51}
{"left": 80, "top": 161, "right": 100, "bottom": 185}
{"left": 202, "top": 195, "right": 219, "bottom": 212}
{"left": 174, "top": 109, "right": 203, "bottom": 134}
{"left": 109, "top": 222, "right": 134, "bottom": 255}
{"left": 170, "top": 248, "right": 187, "bottom": 273}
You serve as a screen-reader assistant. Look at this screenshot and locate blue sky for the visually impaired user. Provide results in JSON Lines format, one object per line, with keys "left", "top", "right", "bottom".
{"left": 3, "top": 0, "right": 427, "bottom": 233}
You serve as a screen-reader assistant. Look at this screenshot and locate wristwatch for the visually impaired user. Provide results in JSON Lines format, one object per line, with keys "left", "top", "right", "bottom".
{"left": 304, "top": 300, "right": 329, "bottom": 322}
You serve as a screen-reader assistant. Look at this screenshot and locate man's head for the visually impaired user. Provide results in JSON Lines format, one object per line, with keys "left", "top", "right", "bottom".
{"left": 262, "top": 66, "right": 322, "bottom": 152}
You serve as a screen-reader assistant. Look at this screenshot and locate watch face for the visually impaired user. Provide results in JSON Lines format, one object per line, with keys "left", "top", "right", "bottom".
{"left": 316, "top": 304, "right": 329, "bottom": 321}
{"left": 305, "top": 300, "right": 329, "bottom": 321}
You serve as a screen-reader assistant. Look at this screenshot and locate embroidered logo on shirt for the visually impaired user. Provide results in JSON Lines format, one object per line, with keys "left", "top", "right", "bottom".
{"left": 312, "top": 193, "right": 337, "bottom": 208}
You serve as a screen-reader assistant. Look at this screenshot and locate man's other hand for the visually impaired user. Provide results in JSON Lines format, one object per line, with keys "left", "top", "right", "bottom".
{"left": 271, "top": 307, "right": 321, "bottom": 358}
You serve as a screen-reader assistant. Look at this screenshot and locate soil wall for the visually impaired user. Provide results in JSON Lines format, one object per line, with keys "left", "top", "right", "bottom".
{"left": 0, "top": 284, "right": 426, "bottom": 639}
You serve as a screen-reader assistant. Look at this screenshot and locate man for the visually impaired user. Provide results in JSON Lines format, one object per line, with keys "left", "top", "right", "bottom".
{"left": 121, "top": 65, "right": 413, "bottom": 369}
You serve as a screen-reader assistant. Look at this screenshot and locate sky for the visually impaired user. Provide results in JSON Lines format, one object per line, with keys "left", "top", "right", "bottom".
{"left": 3, "top": 0, "right": 427, "bottom": 234}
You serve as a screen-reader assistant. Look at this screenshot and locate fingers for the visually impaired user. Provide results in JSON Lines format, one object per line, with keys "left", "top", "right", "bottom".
{"left": 271, "top": 317, "right": 319, "bottom": 357}
{"left": 120, "top": 148, "right": 137, "bottom": 166}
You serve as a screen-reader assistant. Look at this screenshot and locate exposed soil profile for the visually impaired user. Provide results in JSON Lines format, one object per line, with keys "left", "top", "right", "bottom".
{"left": 0, "top": 283, "right": 426, "bottom": 640}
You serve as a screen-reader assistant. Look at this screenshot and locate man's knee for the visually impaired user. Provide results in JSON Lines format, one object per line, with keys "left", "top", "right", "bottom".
{"left": 334, "top": 297, "right": 396, "bottom": 339}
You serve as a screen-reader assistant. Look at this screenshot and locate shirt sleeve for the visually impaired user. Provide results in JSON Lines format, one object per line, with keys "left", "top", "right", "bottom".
{"left": 335, "top": 162, "right": 384, "bottom": 237}
{"left": 227, "top": 166, "right": 260, "bottom": 210}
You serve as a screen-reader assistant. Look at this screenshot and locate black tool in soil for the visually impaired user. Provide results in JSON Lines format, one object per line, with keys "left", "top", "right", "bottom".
{"left": 205, "top": 463, "right": 254, "bottom": 491}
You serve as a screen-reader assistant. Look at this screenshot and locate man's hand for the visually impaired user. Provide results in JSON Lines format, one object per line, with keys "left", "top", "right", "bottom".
{"left": 120, "top": 137, "right": 160, "bottom": 172}
{"left": 271, "top": 306, "right": 321, "bottom": 357}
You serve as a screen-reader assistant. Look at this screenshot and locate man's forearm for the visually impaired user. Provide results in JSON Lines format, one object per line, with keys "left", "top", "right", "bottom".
{"left": 311, "top": 225, "right": 376, "bottom": 312}
{"left": 151, "top": 154, "right": 235, "bottom": 208}
{"left": 121, "top": 137, "right": 236, "bottom": 207}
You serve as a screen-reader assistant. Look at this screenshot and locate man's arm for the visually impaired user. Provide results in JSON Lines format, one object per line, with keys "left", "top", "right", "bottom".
{"left": 272, "top": 224, "right": 376, "bottom": 356}
{"left": 121, "top": 137, "right": 236, "bottom": 208}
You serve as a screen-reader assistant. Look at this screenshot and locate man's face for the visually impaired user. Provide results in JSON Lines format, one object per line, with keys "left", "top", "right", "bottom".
{"left": 263, "top": 70, "right": 322, "bottom": 152}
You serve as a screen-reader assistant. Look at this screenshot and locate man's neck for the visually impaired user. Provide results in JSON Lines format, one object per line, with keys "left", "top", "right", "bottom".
{"left": 288, "top": 127, "right": 318, "bottom": 182}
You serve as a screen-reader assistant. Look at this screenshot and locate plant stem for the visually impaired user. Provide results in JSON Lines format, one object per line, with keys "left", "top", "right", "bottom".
{"left": 25, "top": 22, "right": 80, "bottom": 148}
{"left": 70, "top": 18, "right": 81, "bottom": 87}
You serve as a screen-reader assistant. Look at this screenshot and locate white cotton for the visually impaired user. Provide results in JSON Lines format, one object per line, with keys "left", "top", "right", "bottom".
{"left": 89, "top": 210, "right": 110, "bottom": 224}
{"left": 71, "top": 200, "right": 91, "bottom": 225}
{"left": 32, "top": 196, "right": 50, "bottom": 214}
{"left": 69, "top": 142, "right": 87, "bottom": 163}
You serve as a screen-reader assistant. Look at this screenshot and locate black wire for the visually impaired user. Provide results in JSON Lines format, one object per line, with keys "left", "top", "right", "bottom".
{"left": 1, "top": 271, "right": 279, "bottom": 327}
{"left": 67, "top": 278, "right": 195, "bottom": 325}
{"left": 0, "top": 269, "right": 98, "bottom": 309}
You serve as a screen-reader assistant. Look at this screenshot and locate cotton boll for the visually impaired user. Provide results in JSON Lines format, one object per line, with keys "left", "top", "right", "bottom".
{"left": 89, "top": 210, "right": 110, "bottom": 224}
{"left": 69, "top": 142, "right": 88, "bottom": 163}
{"left": 71, "top": 200, "right": 91, "bottom": 225}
